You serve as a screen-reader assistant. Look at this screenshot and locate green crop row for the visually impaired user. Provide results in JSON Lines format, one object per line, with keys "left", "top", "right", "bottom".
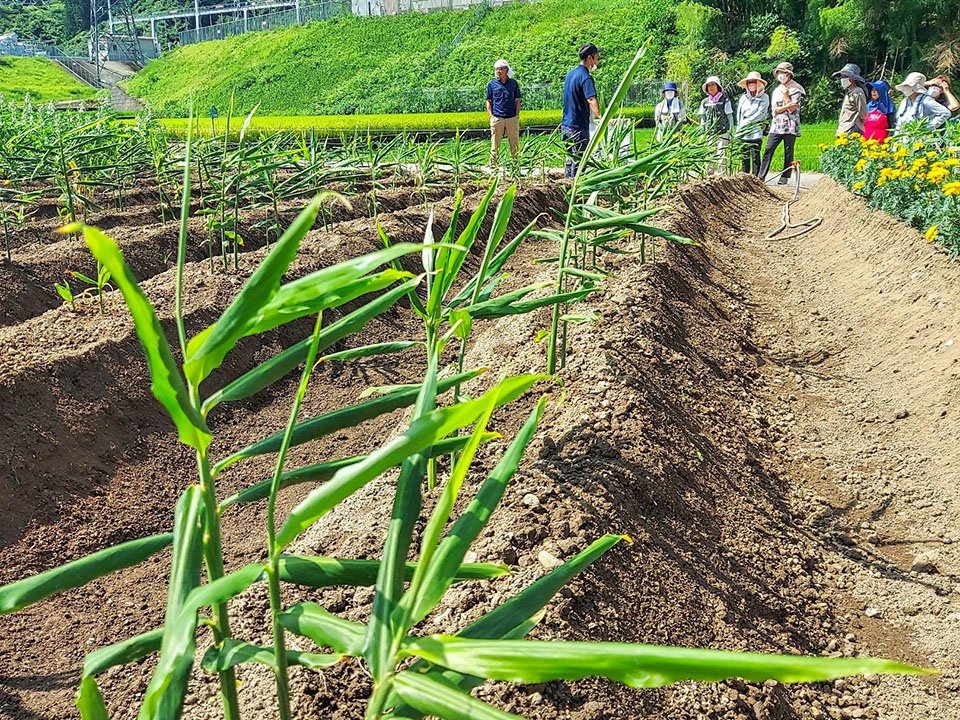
{"left": 159, "top": 107, "right": 654, "bottom": 138}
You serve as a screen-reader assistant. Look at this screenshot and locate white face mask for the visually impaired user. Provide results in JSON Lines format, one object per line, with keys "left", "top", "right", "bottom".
{"left": 664, "top": 90, "right": 676, "bottom": 100}
{"left": 777, "top": 73, "right": 789, "bottom": 83}
{"left": 929, "top": 86, "right": 942, "bottom": 98}
{"left": 841, "top": 77, "right": 852, "bottom": 89}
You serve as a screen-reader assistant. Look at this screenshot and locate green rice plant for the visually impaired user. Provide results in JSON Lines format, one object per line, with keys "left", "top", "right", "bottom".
{"left": 157, "top": 107, "right": 654, "bottom": 140}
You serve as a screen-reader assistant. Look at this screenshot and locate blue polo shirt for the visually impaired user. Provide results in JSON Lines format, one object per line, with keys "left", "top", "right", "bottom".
{"left": 486, "top": 77, "right": 521, "bottom": 118}
{"left": 561, "top": 65, "right": 597, "bottom": 135}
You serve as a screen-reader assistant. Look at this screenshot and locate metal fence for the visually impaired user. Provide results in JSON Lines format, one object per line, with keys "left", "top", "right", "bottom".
{"left": 0, "top": 38, "right": 104, "bottom": 88}
{"left": 179, "top": 0, "right": 350, "bottom": 45}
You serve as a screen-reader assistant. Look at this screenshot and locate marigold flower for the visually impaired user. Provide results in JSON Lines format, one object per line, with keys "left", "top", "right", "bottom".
{"left": 925, "top": 226, "right": 938, "bottom": 242}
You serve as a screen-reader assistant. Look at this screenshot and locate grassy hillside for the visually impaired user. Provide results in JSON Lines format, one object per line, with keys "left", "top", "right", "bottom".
{"left": 0, "top": 57, "right": 98, "bottom": 103}
{"left": 126, "top": 0, "right": 673, "bottom": 117}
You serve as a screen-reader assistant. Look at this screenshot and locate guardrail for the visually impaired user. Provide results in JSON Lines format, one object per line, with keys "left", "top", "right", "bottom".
{"left": 178, "top": 0, "right": 350, "bottom": 45}
{"left": 0, "top": 39, "right": 104, "bottom": 88}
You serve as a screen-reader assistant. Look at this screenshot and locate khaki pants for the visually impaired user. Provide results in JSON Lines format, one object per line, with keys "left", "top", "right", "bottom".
{"left": 490, "top": 115, "right": 520, "bottom": 164}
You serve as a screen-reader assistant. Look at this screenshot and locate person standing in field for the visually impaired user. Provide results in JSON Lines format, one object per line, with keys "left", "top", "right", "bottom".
{"left": 561, "top": 42, "right": 602, "bottom": 178}
{"left": 654, "top": 81, "right": 686, "bottom": 141}
{"left": 759, "top": 61, "right": 805, "bottom": 185}
{"left": 834, "top": 63, "right": 868, "bottom": 136}
{"left": 864, "top": 80, "right": 896, "bottom": 141}
{"left": 486, "top": 59, "right": 522, "bottom": 167}
{"left": 895, "top": 72, "right": 951, "bottom": 130}
{"left": 734, "top": 71, "right": 769, "bottom": 177}
{"left": 698, "top": 76, "right": 734, "bottom": 175}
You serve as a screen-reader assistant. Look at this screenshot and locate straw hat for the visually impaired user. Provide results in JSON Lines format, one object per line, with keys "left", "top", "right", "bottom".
{"left": 896, "top": 71, "right": 927, "bottom": 95}
{"left": 701, "top": 75, "right": 723, "bottom": 94}
{"left": 738, "top": 71, "right": 767, "bottom": 89}
{"left": 773, "top": 62, "right": 795, "bottom": 78}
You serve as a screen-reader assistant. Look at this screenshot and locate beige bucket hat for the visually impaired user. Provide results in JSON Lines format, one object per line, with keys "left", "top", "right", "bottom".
{"left": 738, "top": 71, "right": 768, "bottom": 89}
{"left": 773, "top": 62, "right": 795, "bottom": 78}
{"left": 896, "top": 71, "right": 927, "bottom": 95}
{"left": 701, "top": 75, "right": 723, "bottom": 94}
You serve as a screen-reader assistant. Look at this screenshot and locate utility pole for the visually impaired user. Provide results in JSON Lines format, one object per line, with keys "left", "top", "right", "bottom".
{"left": 295, "top": 0, "right": 301, "bottom": 24}
{"left": 107, "top": 0, "right": 114, "bottom": 32}
{"left": 194, "top": 0, "right": 200, "bottom": 30}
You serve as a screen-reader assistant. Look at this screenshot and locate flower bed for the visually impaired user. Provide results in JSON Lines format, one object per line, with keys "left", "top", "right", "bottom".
{"left": 819, "top": 130, "right": 960, "bottom": 254}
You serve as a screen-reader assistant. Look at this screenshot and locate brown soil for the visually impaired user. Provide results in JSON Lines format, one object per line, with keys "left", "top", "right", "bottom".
{"left": 0, "top": 184, "right": 463, "bottom": 326}
{"left": 0, "top": 174, "right": 957, "bottom": 720}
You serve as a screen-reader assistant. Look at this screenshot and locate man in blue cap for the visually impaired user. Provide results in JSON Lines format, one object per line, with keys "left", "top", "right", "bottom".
{"left": 561, "top": 42, "right": 602, "bottom": 178}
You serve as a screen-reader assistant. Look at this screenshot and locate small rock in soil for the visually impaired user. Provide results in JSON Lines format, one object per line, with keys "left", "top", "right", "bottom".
{"left": 911, "top": 549, "right": 940, "bottom": 574}
{"left": 537, "top": 549, "right": 563, "bottom": 570}
{"left": 521, "top": 493, "right": 540, "bottom": 508}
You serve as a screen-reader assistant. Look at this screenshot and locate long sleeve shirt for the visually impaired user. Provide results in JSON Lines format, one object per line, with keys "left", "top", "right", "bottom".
{"left": 654, "top": 98, "right": 686, "bottom": 140}
{"left": 837, "top": 86, "right": 868, "bottom": 135}
{"left": 896, "top": 93, "right": 952, "bottom": 130}
{"left": 735, "top": 92, "right": 770, "bottom": 141}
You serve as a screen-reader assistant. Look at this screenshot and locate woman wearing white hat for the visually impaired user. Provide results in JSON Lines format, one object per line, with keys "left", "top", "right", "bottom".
{"left": 758, "top": 61, "right": 805, "bottom": 185}
{"left": 734, "top": 71, "right": 769, "bottom": 176}
{"left": 895, "top": 72, "right": 952, "bottom": 130}
{"left": 698, "top": 76, "right": 734, "bottom": 175}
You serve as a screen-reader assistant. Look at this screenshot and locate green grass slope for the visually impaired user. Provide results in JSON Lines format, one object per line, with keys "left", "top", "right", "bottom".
{"left": 126, "top": 0, "right": 673, "bottom": 117}
{"left": 0, "top": 57, "right": 99, "bottom": 103}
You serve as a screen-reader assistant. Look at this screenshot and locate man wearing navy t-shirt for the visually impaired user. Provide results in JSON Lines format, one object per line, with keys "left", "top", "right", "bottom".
{"left": 561, "top": 43, "right": 602, "bottom": 178}
{"left": 486, "top": 59, "right": 522, "bottom": 166}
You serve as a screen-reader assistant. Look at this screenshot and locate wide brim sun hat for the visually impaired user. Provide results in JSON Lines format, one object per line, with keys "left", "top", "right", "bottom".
{"left": 832, "top": 62, "right": 865, "bottom": 84}
{"left": 896, "top": 72, "right": 927, "bottom": 95}
{"left": 738, "top": 71, "right": 767, "bottom": 89}
{"left": 701, "top": 75, "right": 723, "bottom": 94}
{"left": 774, "top": 62, "right": 795, "bottom": 78}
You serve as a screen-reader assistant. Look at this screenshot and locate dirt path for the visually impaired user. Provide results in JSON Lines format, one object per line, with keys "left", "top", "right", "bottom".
{"left": 734, "top": 176, "right": 960, "bottom": 718}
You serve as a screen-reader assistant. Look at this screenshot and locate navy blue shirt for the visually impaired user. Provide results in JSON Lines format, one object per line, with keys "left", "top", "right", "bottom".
{"left": 561, "top": 65, "right": 597, "bottom": 134}
{"left": 486, "top": 77, "right": 521, "bottom": 118}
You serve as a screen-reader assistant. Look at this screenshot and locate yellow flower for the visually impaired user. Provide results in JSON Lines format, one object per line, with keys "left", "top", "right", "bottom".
{"left": 927, "top": 167, "right": 950, "bottom": 184}
{"left": 925, "top": 226, "right": 938, "bottom": 242}
{"left": 927, "top": 151, "right": 939, "bottom": 159}
{"left": 818, "top": 143, "right": 829, "bottom": 151}
{"left": 945, "top": 158, "right": 960, "bottom": 167}
{"left": 913, "top": 142, "right": 926, "bottom": 150}
{"left": 855, "top": 159, "right": 867, "bottom": 172}
{"left": 853, "top": 181, "right": 865, "bottom": 191}
{"left": 944, "top": 181, "right": 960, "bottom": 196}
